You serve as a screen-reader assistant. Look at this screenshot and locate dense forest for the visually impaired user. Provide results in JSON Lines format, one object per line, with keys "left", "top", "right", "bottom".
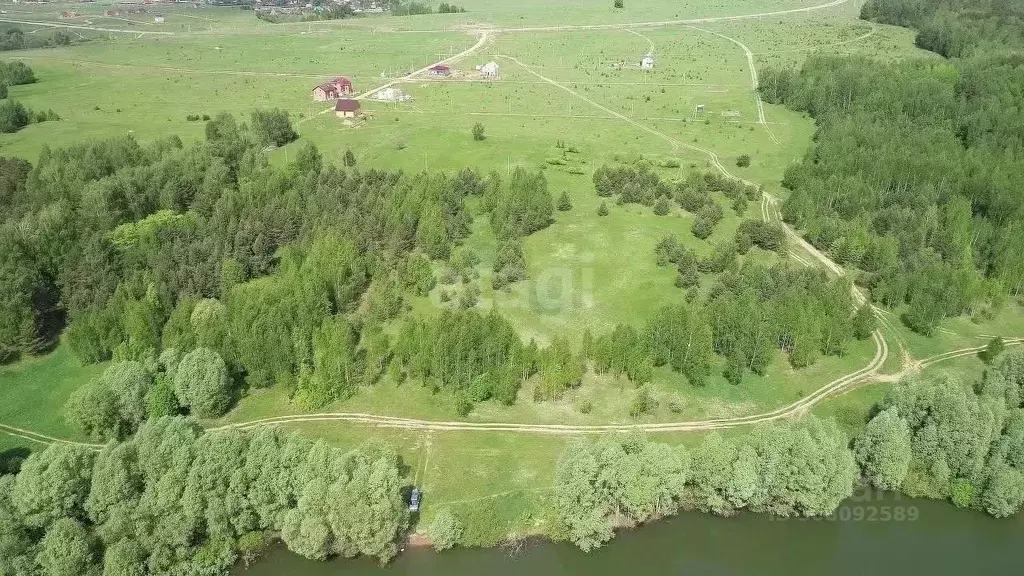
{"left": 0, "top": 106, "right": 563, "bottom": 434}
{"left": 759, "top": 0, "right": 1024, "bottom": 335}
{"left": 856, "top": 347, "right": 1024, "bottom": 517}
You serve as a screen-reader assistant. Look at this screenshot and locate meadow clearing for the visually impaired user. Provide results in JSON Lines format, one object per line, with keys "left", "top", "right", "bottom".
{"left": 1, "top": 0, "right": 1022, "bottom": 543}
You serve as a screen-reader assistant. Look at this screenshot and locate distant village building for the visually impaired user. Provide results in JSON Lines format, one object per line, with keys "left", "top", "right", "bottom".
{"left": 154, "top": 14, "right": 164, "bottom": 23}
{"left": 334, "top": 99, "right": 361, "bottom": 119}
{"left": 427, "top": 64, "right": 451, "bottom": 77}
{"left": 371, "top": 87, "right": 412, "bottom": 102}
{"left": 641, "top": 53, "right": 654, "bottom": 69}
{"left": 480, "top": 61, "right": 499, "bottom": 78}
{"left": 312, "top": 77, "right": 354, "bottom": 101}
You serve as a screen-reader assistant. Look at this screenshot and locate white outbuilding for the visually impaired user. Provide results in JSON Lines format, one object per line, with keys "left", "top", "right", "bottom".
{"left": 481, "top": 61, "right": 500, "bottom": 78}
{"left": 640, "top": 53, "right": 654, "bottom": 69}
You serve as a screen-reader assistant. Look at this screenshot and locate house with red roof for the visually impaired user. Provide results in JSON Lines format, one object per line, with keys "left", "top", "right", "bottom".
{"left": 313, "top": 77, "right": 354, "bottom": 101}
{"left": 427, "top": 64, "right": 451, "bottom": 77}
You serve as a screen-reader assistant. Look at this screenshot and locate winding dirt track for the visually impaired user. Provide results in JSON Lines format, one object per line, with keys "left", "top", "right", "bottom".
{"left": 4, "top": 339, "right": 1017, "bottom": 450}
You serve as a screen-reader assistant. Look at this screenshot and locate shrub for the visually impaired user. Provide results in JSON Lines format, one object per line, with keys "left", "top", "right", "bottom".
{"left": 428, "top": 508, "right": 463, "bottom": 551}
{"left": 454, "top": 392, "right": 473, "bottom": 417}
{"left": 557, "top": 191, "right": 572, "bottom": 211}
{"left": 629, "top": 385, "right": 655, "bottom": 417}
{"left": 0, "top": 99, "right": 28, "bottom": 133}
{"left": 597, "top": 202, "right": 609, "bottom": 216}
{"left": 736, "top": 154, "right": 751, "bottom": 167}
{"left": 653, "top": 196, "right": 670, "bottom": 215}
{"left": 472, "top": 122, "right": 485, "bottom": 141}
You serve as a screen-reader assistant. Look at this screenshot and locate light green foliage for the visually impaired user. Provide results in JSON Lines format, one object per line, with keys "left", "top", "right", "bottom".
{"left": 173, "top": 348, "right": 231, "bottom": 418}
{"left": 535, "top": 337, "right": 583, "bottom": 401}
{"left": 852, "top": 304, "right": 877, "bottom": 340}
{"left": 427, "top": 508, "right": 462, "bottom": 551}
{"left": 160, "top": 298, "right": 197, "bottom": 354}
{"left": 294, "top": 141, "right": 322, "bottom": 174}
{"left": 11, "top": 444, "right": 95, "bottom": 528}
{"left": 294, "top": 316, "right": 358, "bottom": 409}
{"left": 66, "top": 361, "right": 152, "bottom": 441}
{"left": 858, "top": 363, "right": 1024, "bottom": 515}
{"left": 629, "top": 385, "right": 656, "bottom": 417}
{"left": 37, "top": 518, "right": 100, "bottom": 576}
{"left": 249, "top": 108, "right": 296, "bottom": 147}
{"left": 554, "top": 433, "right": 689, "bottom": 550}
{"left": 982, "top": 465, "right": 1024, "bottom": 518}
{"left": 854, "top": 407, "right": 912, "bottom": 490}
{"left": 190, "top": 299, "right": 228, "bottom": 351}
{"left": 4, "top": 417, "right": 408, "bottom": 576}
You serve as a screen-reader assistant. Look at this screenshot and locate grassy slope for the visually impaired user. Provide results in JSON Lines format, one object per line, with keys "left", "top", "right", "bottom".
{"left": 0, "top": 343, "right": 106, "bottom": 442}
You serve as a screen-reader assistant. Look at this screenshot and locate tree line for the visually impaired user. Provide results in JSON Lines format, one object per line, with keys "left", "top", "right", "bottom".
{"left": 0, "top": 417, "right": 408, "bottom": 575}
{"left": 759, "top": 2, "right": 1024, "bottom": 335}
{"left": 552, "top": 417, "right": 856, "bottom": 551}
{"left": 861, "top": 0, "right": 1024, "bottom": 58}
{"left": 0, "top": 28, "right": 73, "bottom": 52}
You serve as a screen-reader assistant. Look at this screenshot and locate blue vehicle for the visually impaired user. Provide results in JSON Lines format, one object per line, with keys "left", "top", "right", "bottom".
{"left": 409, "top": 487, "right": 421, "bottom": 512}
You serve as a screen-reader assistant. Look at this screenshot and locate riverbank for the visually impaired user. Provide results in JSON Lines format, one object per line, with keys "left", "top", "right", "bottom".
{"left": 237, "top": 492, "right": 1024, "bottom": 576}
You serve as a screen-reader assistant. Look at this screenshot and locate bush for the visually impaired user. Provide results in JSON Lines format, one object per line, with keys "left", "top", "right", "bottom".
{"left": 597, "top": 202, "right": 609, "bottom": 216}
{"left": 736, "top": 154, "right": 751, "bottom": 167}
{"left": 0, "top": 61, "right": 35, "bottom": 86}
{"left": 950, "top": 478, "right": 975, "bottom": 508}
{"left": 575, "top": 398, "right": 593, "bottom": 414}
{"left": 0, "top": 98, "right": 28, "bottom": 133}
{"left": 428, "top": 508, "right": 463, "bottom": 551}
{"left": 614, "top": 0, "right": 624, "bottom": 7}
{"left": 629, "top": 385, "right": 655, "bottom": 417}
{"left": 454, "top": 392, "right": 473, "bottom": 417}
{"left": 691, "top": 215, "right": 716, "bottom": 239}
{"left": 557, "top": 191, "right": 572, "bottom": 211}
{"left": 653, "top": 196, "right": 670, "bottom": 216}
{"left": 981, "top": 336, "right": 1005, "bottom": 364}
{"left": 472, "top": 122, "right": 485, "bottom": 141}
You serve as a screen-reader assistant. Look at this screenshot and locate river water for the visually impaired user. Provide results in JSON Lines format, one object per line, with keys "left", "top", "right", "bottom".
{"left": 238, "top": 492, "right": 1023, "bottom": 576}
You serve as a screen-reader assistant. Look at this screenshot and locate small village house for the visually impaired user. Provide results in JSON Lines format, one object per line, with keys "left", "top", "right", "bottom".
{"left": 154, "top": 14, "right": 165, "bottom": 23}
{"left": 312, "top": 77, "right": 354, "bottom": 101}
{"left": 641, "top": 53, "right": 654, "bottom": 69}
{"left": 335, "top": 99, "right": 361, "bottom": 119}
